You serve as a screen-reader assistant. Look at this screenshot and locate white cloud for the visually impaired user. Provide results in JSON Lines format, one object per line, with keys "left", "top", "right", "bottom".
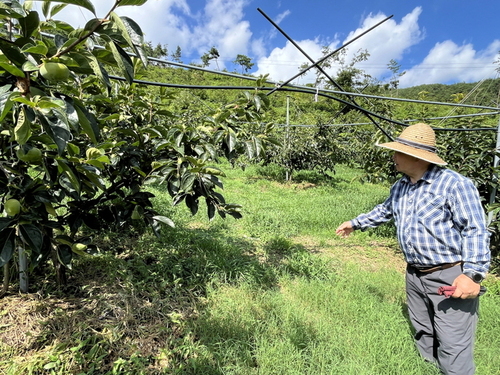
{"left": 254, "top": 8, "right": 425, "bottom": 86}
{"left": 254, "top": 39, "right": 326, "bottom": 84}
{"left": 253, "top": 6, "right": 499, "bottom": 88}
{"left": 275, "top": 10, "right": 291, "bottom": 24}
{"left": 341, "top": 8, "right": 424, "bottom": 78}
{"left": 251, "top": 38, "right": 267, "bottom": 60}
{"left": 267, "top": 9, "right": 291, "bottom": 41}
{"left": 400, "top": 40, "right": 500, "bottom": 87}
{"left": 190, "top": 0, "right": 253, "bottom": 68}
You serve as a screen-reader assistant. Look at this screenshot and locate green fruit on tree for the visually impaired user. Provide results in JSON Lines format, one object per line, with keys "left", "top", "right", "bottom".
{"left": 4, "top": 199, "right": 21, "bottom": 216}
{"left": 40, "top": 62, "right": 70, "bottom": 82}
{"left": 16, "top": 147, "right": 42, "bottom": 163}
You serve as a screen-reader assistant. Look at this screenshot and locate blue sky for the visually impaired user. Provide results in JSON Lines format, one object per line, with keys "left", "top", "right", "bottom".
{"left": 45, "top": 0, "right": 500, "bottom": 88}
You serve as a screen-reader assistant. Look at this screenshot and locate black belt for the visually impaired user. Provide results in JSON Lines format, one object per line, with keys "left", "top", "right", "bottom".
{"left": 410, "top": 261, "right": 462, "bottom": 274}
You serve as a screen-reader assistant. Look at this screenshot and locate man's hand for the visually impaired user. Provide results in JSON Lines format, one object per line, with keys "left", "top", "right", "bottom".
{"left": 336, "top": 221, "right": 354, "bottom": 238}
{"left": 451, "top": 274, "right": 481, "bottom": 299}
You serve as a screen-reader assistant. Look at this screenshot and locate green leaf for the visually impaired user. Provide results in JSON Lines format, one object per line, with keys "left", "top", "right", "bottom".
{"left": 116, "top": 0, "right": 148, "bottom": 7}
{"left": 0, "top": 0, "right": 26, "bottom": 18}
{"left": 0, "top": 218, "right": 13, "bottom": 232}
{"left": 132, "top": 166, "right": 147, "bottom": 177}
{"left": 19, "top": 223, "right": 43, "bottom": 254}
{"left": 0, "top": 62, "right": 25, "bottom": 77}
{"left": 38, "top": 108, "right": 71, "bottom": 155}
{"left": 107, "top": 40, "right": 134, "bottom": 83}
{"left": 57, "top": 244, "right": 73, "bottom": 268}
{"left": 21, "top": 41, "right": 49, "bottom": 55}
{"left": 109, "top": 13, "right": 144, "bottom": 50}
{"left": 226, "top": 130, "right": 237, "bottom": 153}
{"left": 202, "top": 174, "right": 224, "bottom": 190}
{"left": 62, "top": 51, "right": 92, "bottom": 74}
{"left": 74, "top": 103, "right": 99, "bottom": 143}
{"left": 0, "top": 89, "right": 15, "bottom": 122}
{"left": 201, "top": 166, "right": 226, "bottom": 177}
{"left": 180, "top": 173, "right": 196, "bottom": 192}
{"left": 22, "top": 60, "right": 39, "bottom": 72}
{"left": 206, "top": 199, "right": 216, "bottom": 221}
{"left": 244, "top": 140, "right": 255, "bottom": 159}
{"left": 83, "top": 18, "right": 102, "bottom": 33}
{"left": 204, "top": 143, "right": 217, "bottom": 159}
{"left": 11, "top": 96, "right": 35, "bottom": 106}
{"left": 185, "top": 194, "right": 199, "bottom": 216}
{"left": 45, "top": 0, "right": 95, "bottom": 14}
{"left": 253, "top": 136, "right": 263, "bottom": 157}
{"left": 57, "top": 159, "right": 81, "bottom": 195}
{"left": 41, "top": 0, "right": 50, "bottom": 18}
{"left": 61, "top": 97, "right": 79, "bottom": 131}
{"left": 81, "top": 167, "right": 106, "bottom": 190}
{"left": 36, "top": 99, "right": 64, "bottom": 110}
{"left": 18, "top": 10, "right": 40, "bottom": 38}
{"left": 48, "top": 3, "right": 68, "bottom": 18}
{"left": 14, "top": 107, "right": 31, "bottom": 145}
{"left": 152, "top": 215, "right": 175, "bottom": 228}
{"left": 0, "top": 227, "right": 16, "bottom": 267}
{"left": 118, "top": 15, "right": 147, "bottom": 67}
{"left": 0, "top": 40, "right": 27, "bottom": 67}
{"left": 254, "top": 94, "right": 262, "bottom": 111}
{"left": 56, "top": 37, "right": 80, "bottom": 55}
{"left": 87, "top": 53, "right": 111, "bottom": 89}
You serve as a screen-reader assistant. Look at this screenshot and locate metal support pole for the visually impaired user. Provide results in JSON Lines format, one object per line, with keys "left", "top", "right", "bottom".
{"left": 285, "top": 96, "right": 290, "bottom": 181}
{"left": 487, "top": 117, "right": 500, "bottom": 225}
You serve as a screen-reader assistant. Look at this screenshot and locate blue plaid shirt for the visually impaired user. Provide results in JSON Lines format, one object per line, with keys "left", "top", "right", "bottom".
{"left": 351, "top": 165, "right": 490, "bottom": 275}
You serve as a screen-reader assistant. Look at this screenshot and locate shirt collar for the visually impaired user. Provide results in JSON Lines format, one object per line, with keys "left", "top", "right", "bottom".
{"left": 402, "top": 164, "right": 442, "bottom": 185}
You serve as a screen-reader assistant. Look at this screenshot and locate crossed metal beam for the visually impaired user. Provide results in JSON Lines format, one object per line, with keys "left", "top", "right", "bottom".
{"left": 258, "top": 8, "right": 394, "bottom": 140}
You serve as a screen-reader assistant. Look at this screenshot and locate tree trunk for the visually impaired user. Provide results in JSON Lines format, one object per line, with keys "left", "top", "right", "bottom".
{"left": 19, "top": 246, "right": 28, "bottom": 293}
{"left": 0, "top": 262, "right": 9, "bottom": 297}
{"left": 51, "top": 247, "right": 67, "bottom": 286}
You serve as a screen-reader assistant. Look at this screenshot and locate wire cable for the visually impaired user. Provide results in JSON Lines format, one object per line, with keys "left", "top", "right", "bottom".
{"left": 108, "top": 75, "right": 497, "bottom": 132}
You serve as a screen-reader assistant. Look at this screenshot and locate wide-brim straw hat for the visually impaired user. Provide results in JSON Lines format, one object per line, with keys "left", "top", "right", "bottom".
{"left": 376, "top": 123, "right": 447, "bottom": 166}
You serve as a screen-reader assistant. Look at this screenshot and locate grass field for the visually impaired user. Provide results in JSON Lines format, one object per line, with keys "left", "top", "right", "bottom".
{"left": 0, "top": 163, "right": 499, "bottom": 374}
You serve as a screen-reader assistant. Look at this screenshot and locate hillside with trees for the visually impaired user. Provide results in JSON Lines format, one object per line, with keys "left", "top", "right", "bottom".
{"left": 398, "top": 79, "right": 500, "bottom": 107}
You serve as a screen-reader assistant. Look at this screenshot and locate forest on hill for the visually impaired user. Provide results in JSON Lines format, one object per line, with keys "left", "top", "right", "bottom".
{"left": 398, "top": 79, "right": 500, "bottom": 107}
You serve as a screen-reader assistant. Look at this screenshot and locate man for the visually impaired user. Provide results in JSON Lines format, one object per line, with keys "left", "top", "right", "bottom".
{"left": 336, "top": 123, "right": 490, "bottom": 375}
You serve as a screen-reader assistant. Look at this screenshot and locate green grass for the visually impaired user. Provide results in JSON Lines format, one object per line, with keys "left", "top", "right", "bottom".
{"left": 202, "top": 163, "right": 396, "bottom": 242}
{"left": 1, "top": 162, "right": 499, "bottom": 375}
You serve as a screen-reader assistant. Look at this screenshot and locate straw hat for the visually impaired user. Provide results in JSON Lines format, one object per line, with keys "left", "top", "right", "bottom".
{"left": 376, "top": 123, "right": 447, "bottom": 165}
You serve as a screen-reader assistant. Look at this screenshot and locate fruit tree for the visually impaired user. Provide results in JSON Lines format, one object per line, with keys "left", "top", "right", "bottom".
{"left": 0, "top": 0, "right": 277, "bottom": 293}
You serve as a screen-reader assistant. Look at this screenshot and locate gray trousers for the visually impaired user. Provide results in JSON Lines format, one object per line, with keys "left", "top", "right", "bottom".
{"left": 406, "top": 264, "right": 479, "bottom": 375}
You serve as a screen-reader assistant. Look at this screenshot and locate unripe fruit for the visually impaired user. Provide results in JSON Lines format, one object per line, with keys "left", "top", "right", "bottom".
{"left": 40, "top": 62, "right": 70, "bottom": 82}
{"left": 16, "top": 147, "right": 42, "bottom": 163}
{"left": 4, "top": 199, "right": 21, "bottom": 216}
